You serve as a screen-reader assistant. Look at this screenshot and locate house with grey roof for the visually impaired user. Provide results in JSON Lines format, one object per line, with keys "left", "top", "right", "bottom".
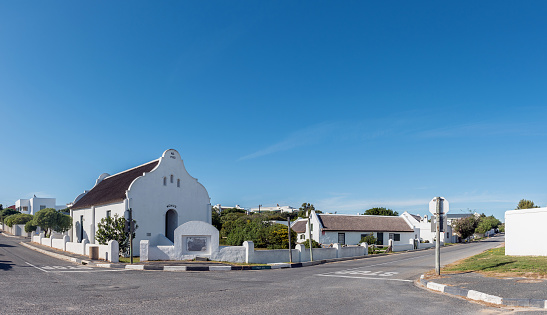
{"left": 70, "top": 149, "right": 212, "bottom": 256}
{"left": 292, "top": 211, "right": 417, "bottom": 246}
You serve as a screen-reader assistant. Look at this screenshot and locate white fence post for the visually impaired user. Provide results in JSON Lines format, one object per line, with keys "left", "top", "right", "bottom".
{"left": 360, "top": 242, "right": 368, "bottom": 255}
{"left": 243, "top": 241, "right": 254, "bottom": 264}
{"left": 62, "top": 235, "right": 69, "bottom": 251}
{"left": 140, "top": 240, "right": 149, "bottom": 262}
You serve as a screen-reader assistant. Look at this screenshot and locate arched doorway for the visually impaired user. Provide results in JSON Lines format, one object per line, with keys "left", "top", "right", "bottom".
{"left": 165, "top": 209, "right": 178, "bottom": 243}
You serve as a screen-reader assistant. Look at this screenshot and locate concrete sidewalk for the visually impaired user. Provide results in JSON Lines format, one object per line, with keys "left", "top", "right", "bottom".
{"left": 420, "top": 272, "right": 547, "bottom": 309}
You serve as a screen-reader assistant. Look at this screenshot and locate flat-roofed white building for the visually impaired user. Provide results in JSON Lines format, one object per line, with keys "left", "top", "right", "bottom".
{"left": 250, "top": 205, "right": 297, "bottom": 213}
{"left": 15, "top": 196, "right": 65, "bottom": 215}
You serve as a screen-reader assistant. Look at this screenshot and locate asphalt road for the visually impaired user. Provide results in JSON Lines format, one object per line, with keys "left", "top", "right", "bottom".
{"left": 0, "top": 233, "right": 533, "bottom": 314}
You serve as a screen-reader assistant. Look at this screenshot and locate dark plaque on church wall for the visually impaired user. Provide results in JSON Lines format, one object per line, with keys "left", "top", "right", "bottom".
{"left": 187, "top": 237, "right": 207, "bottom": 252}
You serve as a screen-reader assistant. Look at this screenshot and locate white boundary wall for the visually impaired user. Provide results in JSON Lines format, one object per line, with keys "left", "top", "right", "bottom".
{"left": 142, "top": 240, "right": 369, "bottom": 263}
{"left": 506, "top": 207, "right": 547, "bottom": 256}
{"left": 31, "top": 232, "right": 119, "bottom": 262}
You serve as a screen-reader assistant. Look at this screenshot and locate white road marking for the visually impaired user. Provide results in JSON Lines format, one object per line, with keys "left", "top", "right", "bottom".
{"left": 317, "top": 274, "right": 413, "bottom": 282}
{"left": 25, "top": 262, "right": 49, "bottom": 272}
{"left": 25, "top": 262, "right": 122, "bottom": 273}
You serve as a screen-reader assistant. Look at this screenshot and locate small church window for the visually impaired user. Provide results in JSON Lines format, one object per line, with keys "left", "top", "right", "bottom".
{"left": 177, "top": 179, "right": 180, "bottom": 187}
{"left": 170, "top": 175, "right": 174, "bottom": 183}
{"left": 163, "top": 177, "right": 167, "bottom": 186}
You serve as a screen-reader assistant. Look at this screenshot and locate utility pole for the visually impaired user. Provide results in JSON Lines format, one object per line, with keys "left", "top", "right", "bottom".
{"left": 307, "top": 209, "right": 313, "bottom": 262}
{"left": 287, "top": 216, "right": 292, "bottom": 263}
{"left": 129, "top": 208, "right": 133, "bottom": 264}
{"left": 435, "top": 197, "right": 441, "bottom": 275}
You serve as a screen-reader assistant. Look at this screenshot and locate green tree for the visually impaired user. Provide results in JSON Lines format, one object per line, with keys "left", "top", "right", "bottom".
{"left": 475, "top": 215, "right": 501, "bottom": 234}
{"left": 516, "top": 199, "right": 540, "bottom": 210}
{"left": 267, "top": 223, "right": 297, "bottom": 249}
{"left": 360, "top": 233, "right": 377, "bottom": 245}
{"left": 363, "top": 207, "right": 399, "bottom": 216}
{"left": 304, "top": 239, "right": 322, "bottom": 248}
{"left": 212, "top": 209, "right": 222, "bottom": 230}
{"left": 95, "top": 214, "right": 136, "bottom": 257}
{"left": 0, "top": 208, "right": 18, "bottom": 223}
{"left": 25, "top": 220, "right": 38, "bottom": 233}
{"left": 4, "top": 213, "right": 33, "bottom": 227}
{"left": 453, "top": 216, "right": 478, "bottom": 240}
{"left": 33, "top": 208, "right": 72, "bottom": 237}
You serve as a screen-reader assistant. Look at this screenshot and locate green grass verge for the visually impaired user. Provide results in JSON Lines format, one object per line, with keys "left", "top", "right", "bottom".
{"left": 443, "top": 247, "right": 547, "bottom": 277}
{"left": 119, "top": 257, "right": 140, "bottom": 263}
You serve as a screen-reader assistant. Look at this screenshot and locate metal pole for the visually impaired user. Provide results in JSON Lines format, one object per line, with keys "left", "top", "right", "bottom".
{"left": 287, "top": 216, "right": 292, "bottom": 263}
{"left": 435, "top": 198, "right": 441, "bottom": 275}
{"left": 308, "top": 211, "right": 313, "bottom": 262}
{"left": 129, "top": 208, "right": 133, "bottom": 264}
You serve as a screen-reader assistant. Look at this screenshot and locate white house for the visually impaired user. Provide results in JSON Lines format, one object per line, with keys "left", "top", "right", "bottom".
{"left": 70, "top": 149, "right": 212, "bottom": 256}
{"left": 291, "top": 211, "right": 417, "bottom": 246}
{"left": 212, "top": 204, "right": 247, "bottom": 213}
{"left": 15, "top": 196, "right": 65, "bottom": 215}
{"left": 505, "top": 207, "right": 547, "bottom": 256}
{"left": 400, "top": 212, "right": 454, "bottom": 243}
{"left": 250, "top": 205, "right": 298, "bottom": 213}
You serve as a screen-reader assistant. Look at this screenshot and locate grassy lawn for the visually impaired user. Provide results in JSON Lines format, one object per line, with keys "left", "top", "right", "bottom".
{"left": 442, "top": 247, "right": 547, "bottom": 278}
{"left": 119, "top": 257, "right": 140, "bottom": 263}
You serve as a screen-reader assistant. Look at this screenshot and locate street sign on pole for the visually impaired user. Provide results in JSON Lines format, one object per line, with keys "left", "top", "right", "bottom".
{"left": 430, "top": 197, "right": 449, "bottom": 276}
{"left": 429, "top": 197, "right": 449, "bottom": 215}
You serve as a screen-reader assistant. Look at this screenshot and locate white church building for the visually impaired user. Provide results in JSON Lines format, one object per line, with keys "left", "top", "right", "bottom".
{"left": 70, "top": 149, "right": 212, "bottom": 256}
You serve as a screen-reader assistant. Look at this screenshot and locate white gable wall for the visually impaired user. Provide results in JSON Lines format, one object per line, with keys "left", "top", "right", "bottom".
{"left": 127, "top": 149, "right": 211, "bottom": 255}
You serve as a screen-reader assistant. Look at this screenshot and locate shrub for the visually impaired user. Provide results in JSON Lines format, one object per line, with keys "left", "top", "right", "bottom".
{"left": 360, "top": 233, "right": 377, "bottom": 245}
{"left": 25, "top": 220, "right": 38, "bottom": 233}
{"left": 304, "top": 239, "right": 322, "bottom": 248}
{"left": 5, "top": 213, "right": 33, "bottom": 227}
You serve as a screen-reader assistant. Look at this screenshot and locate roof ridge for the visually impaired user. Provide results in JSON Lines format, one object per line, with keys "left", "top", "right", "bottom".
{"left": 104, "top": 159, "right": 159, "bottom": 180}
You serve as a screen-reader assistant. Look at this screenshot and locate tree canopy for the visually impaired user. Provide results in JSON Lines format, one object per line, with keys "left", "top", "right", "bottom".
{"left": 0, "top": 208, "right": 19, "bottom": 222}
{"left": 516, "top": 199, "right": 540, "bottom": 210}
{"left": 33, "top": 208, "right": 72, "bottom": 237}
{"left": 453, "top": 216, "right": 478, "bottom": 240}
{"left": 363, "top": 207, "right": 399, "bottom": 216}
{"left": 475, "top": 215, "right": 501, "bottom": 234}
{"left": 4, "top": 213, "right": 33, "bottom": 227}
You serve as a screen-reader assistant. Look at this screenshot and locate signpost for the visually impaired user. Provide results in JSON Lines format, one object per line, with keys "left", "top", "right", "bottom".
{"left": 429, "top": 197, "right": 449, "bottom": 275}
{"left": 124, "top": 208, "right": 134, "bottom": 264}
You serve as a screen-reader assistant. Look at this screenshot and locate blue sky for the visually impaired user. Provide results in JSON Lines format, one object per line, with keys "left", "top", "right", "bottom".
{"left": 1, "top": 1, "right": 546, "bottom": 221}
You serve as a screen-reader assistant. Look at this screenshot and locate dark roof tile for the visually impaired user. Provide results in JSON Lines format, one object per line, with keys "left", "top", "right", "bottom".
{"left": 71, "top": 160, "right": 158, "bottom": 210}
{"left": 318, "top": 214, "right": 413, "bottom": 232}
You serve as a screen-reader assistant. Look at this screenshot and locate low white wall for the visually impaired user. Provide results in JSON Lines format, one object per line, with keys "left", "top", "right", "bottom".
{"left": 419, "top": 243, "right": 435, "bottom": 249}
{"left": 2, "top": 224, "right": 30, "bottom": 237}
{"left": 214, "top": 246, "right": 246, "bottom": 263}
{"left": 31, "top": 234, "right": 118, "bottom": 262}
{"left": 66, "top": 240, "right": 89, "bottom": 255}
{"left": 506, "top": 207, "right": 547, "bottom": 256}
{"left": 393, "top": 244, "right": 414, "bottom": 252}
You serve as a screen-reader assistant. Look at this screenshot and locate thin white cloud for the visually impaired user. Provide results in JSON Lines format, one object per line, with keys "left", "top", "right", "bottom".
{"left": 238, "top": 122, "right": 339, "bottom": 161}
{"left": 414, "top": 122, "right": 546, "bottom": 139}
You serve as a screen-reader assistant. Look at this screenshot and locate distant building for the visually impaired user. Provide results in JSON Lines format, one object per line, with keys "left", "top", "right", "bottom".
{"left": 400, "top": 212, "right": 453, "bottom": 243}
{"left": 250, "top": 205, "right": 297, "bottom": 213}
{"left": 291, "top": 211, "right": 416, "bottom": 246}
{"left": 15, "top": 196, "right": 65, "bottom": 215}
{"left": 212, "top": 204, "right": 246, "bottom": 212}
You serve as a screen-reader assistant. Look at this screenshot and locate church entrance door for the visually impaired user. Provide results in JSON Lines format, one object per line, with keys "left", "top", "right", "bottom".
{"left": 165, "top": 209, "right": 178, "bottom": 243}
